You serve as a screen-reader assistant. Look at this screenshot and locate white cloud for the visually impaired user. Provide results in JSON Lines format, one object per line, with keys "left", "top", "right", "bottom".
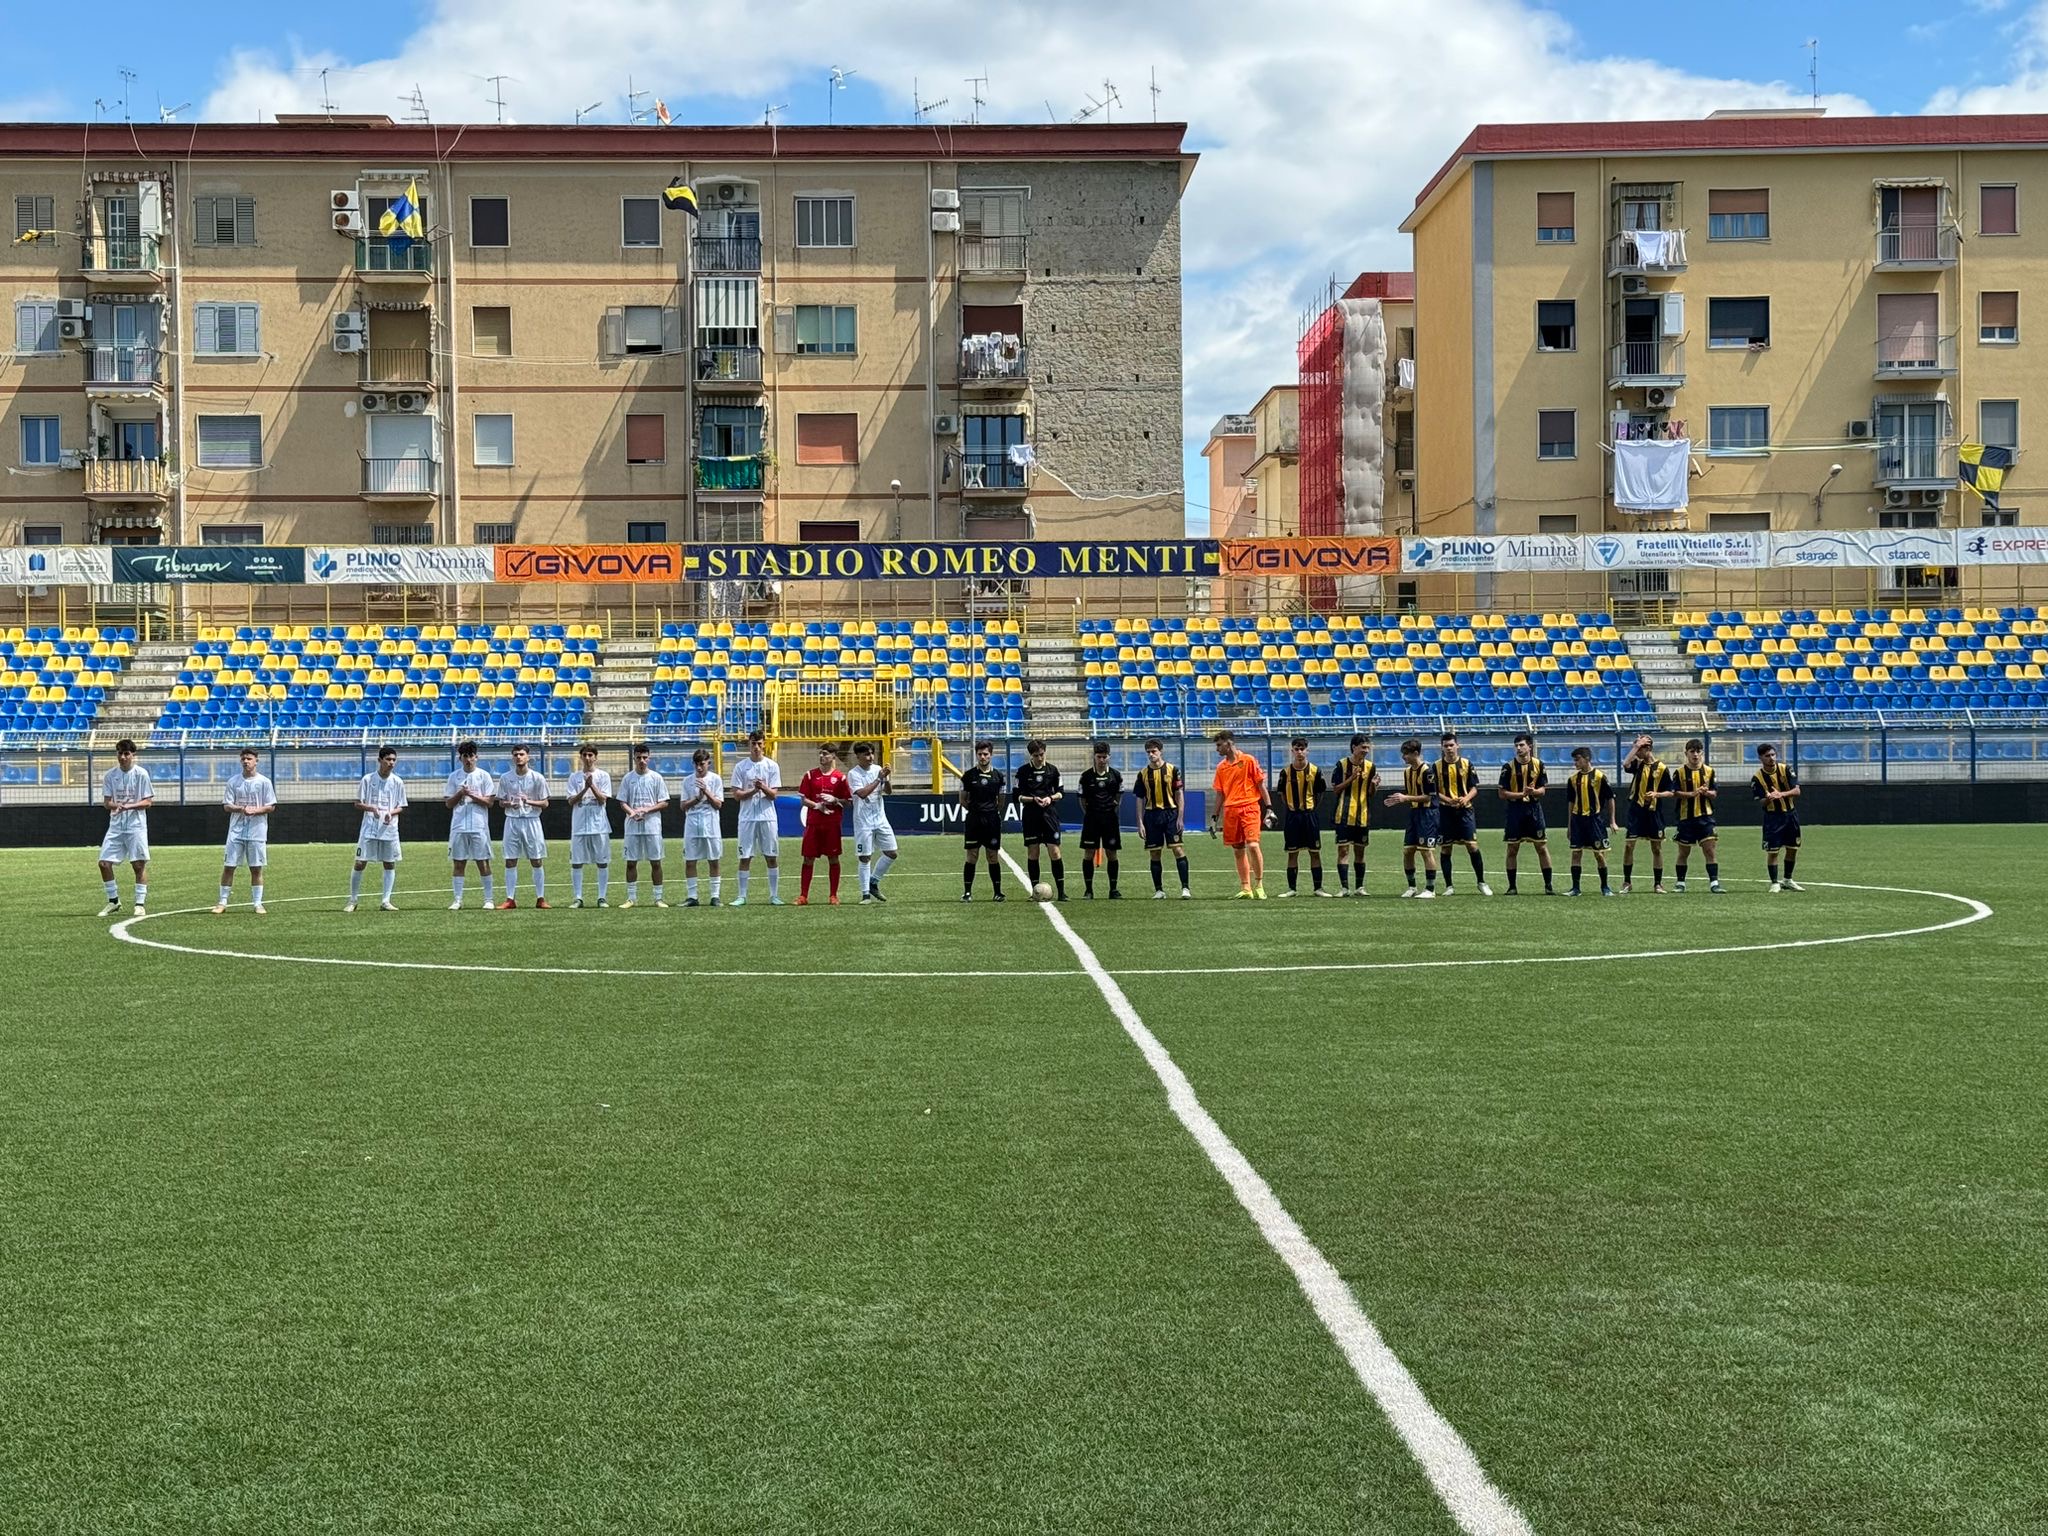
{"left": 1924, "top": 1, "right": 2048, "bottom": 111}
{"left": 198, "top": 0, "right": 1874, "bottom": 496}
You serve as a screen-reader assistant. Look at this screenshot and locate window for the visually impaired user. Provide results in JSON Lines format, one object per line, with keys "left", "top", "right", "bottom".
{"left": 1708, "top": 296, "right": 1771, "bottom": 349}
{"left": 698, "top": 505, "right": 763, "bottom": 541}
{"left": 1981, "top": 184, "right": 2018, "bottom": 237}
{"left": 621, "top": 196, "right": 662, "bottom": 248}
{"left": 14, "top": 194, "right": 53, "bottom": 240}
{"left": 1879, "top": 508, "right": 1941, "bottom": 530}
{"left": 1537, "top": 514, "right": 1577, "bottom": 535}
{"left": 472, "top": 305, "right": 512, "bottom": 357}
{"left": 1707, "top": 188, "right": 1769, "bottom": 240}
{"left": 196, "top": 415, "right": 263, "bottom": 469}
{"left": 694, "top": 279, "right": 758, "bottom": 348}
{"left": 795, "top": 412, "right": 860, "bottom": 465}
{"left": 795, "top": 195, "right": 854, "bottom": 248}
{"left": 1980, "top": 400, "right": 2019, "bottom": 450}
{"left": 1536, "top": 410, "right": 1575, "bottom": 460}
{"left": 626, "top": 521, "right": 668, "bottom": 542}
{"left": 194, "top": 302, "right": 261, "bottom": 355}
{"left": 474, "top": 522, "right": 516, "bottom": 544}
{"left": 22, "top": 525, "right": 62, "bottom": 544}
{"left": 1535, "top": 192, "right": 1574, "bottom": 242}
{"left": 20, "top": 416, "right": 60, "bottom": 466}
{"left": 1983, "top": 507, "right": 2020, "bottom": 527}
{"left": 473, "top": 414, "right": 514, "bottom": 466}
{"left": 469, "top": 197, "right": 509, "bottom": 248}
{"left": 1708, "top": 406, "right": 1770, "bottom": 455}
{"left": 699, "top": 405, "right": 763, "bottom": 458}
{"left": 620, "top": 304, "right": 673, "bottom": 355}
{"left": 799, "top": 520, "right": 860, "bottom": 541}
{"left": 1536, "top": 300, "right": 1575, "bottom": 351}
{"left": 625, "top": 413, "right": 666, "bottom": 465}
{"left": 1878, "top": 292, "right": 1941, "bottom": 369}
{"left": 964, "top": 413, "right": 1027, "bottom": 488}
{"left": 1980, "top": 290, "right": 2018, "bottom": 343}
{"left": 1710, "top": 512, "right": 1772, "bottom": 533}
{"left": 13, "top": 300, "right": 57, "bottom": 355}
{"left": 372, "top": 523, "right": 434, "bottom": 545}
{"left": 794, "top": 304, "right": 857, "bottom": 354}
{"left": 200, "top": 525, "right": 263, "bottom": 544}
{"left": 191, "top": 196, "right": 256, "bottom": 246}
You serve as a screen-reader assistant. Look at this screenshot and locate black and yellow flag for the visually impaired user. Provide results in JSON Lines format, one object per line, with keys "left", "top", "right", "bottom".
{"left": 1959, "top": 442, "right": 2014, "bottom": 510}
{"left": 662, "top": 179, "right": 699, "bottom": 218}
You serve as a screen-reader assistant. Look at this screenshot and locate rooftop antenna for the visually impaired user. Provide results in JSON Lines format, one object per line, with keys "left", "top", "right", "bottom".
{"left": 1149, "top": 66, "right": 1160, "bottom": 122}
{"left": 763, "top": 102, "right": 788, "bottom": 155}
{"left": 1044, "top": 99, "right": 1058, "bottom": 122}
{"left": 92, "top": 97, "right": 107, "bottom": 123}
{"left": 1806, "top": 38, "right": 1819, "bottom": 107}
{"left": 828, "top": 66, "right": 856, "bottom": 125}
{"left": 156, "top": 93, "right": 191, "bottom": 123}
{"left": 626, "top": 75, "right": 654, "bottom": 124}
{"left": 912, "top": 78, "right": 948, "bottom": 123}
{"left": 574, "top": 101, "right": 603, "bottom": 125}
{"left": 1100, "top": 80, "right": 1121, "bottom": 123}
{"left": 1073, "top": 93, "right": 1103, "bottom": 123}
{"left": 485, "top": 74, "right": 514, "bottom": 123}
{"left": 965, "top": 72, "right": 988, "bottom": 125}
{"left": 318, "top": 67, "right": 339, "bottom": 117}
{"left": 117, "top": 68, "right": 138, "bottom": 123}
{"left": 401, "top": 84, "right": 430, "bottom": 123}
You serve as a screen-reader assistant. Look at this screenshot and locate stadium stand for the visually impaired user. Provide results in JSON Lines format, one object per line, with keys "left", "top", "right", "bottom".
{"left": 1684, "top": 606, "right": 2048, "bottom": 720}
{"left": 149, "top": 624, "right": 599, "bottom": 740}
{"left": 1079, "top": 612, "right": 1653, "bottom": 729}
{"left": 0, "top": 626, "right": 135, "bottom": 738}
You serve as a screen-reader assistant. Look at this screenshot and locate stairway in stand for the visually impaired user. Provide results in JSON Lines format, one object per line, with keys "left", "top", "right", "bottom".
{"left": 1622, "top": 626, "right": 1715, "bottom": 737}
{"left": 1023, "top": 634, "right": 1090, "bottom": 740}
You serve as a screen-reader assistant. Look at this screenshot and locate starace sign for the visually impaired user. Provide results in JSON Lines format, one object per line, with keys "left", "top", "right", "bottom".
{"left": 1218, "top": 538, "right": 1401, "bottom": 577}
{"left": 494, "top": 544, "right": 685, "bottom": 583}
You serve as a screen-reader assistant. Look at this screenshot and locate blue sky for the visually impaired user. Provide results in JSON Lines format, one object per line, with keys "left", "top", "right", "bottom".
{"left": 9, "top": 0, "right": 2046, "bottom": 532}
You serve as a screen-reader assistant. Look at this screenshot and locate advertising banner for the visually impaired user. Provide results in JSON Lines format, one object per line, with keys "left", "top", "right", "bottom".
{"left": 1769, "top": 530, "right": 1960, "bottom": 569}
{"left": 1401, "top": 535, "right": 1585, "bottom": 574}
{"left": 1580, "top": 531, "right": 1769, "bottom": 571}
{"left": 680, "top": 541, "right": 1218, "bottom": 582}
{"left": 1218, "top": 538, "right": 1400, "bottom": 579}
{"left": 308, "top": 546, "right": 497, "bottom": 585}
{"left": 112, "top": 546, "right": 306, "bottom": 584}
{"left": 495, "top": 544, "right": 686, "bottom": 584}
{"left": 0, "top": 546, "right": 114, "bottom": 585}
{"left": 1956, "top": 529, "right": 2048, "bottom": 564}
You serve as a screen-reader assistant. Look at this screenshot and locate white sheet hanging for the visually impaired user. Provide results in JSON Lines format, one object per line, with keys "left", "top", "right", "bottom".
{"left": 1612, "top": 437, "right": 1691, "bottom": 511}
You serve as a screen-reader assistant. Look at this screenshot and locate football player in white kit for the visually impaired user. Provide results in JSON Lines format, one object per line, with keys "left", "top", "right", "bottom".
{"left": 728, "top": 728, "right": 783, "bottom": 907}
{"left": 618, "top": 743, "right": 671, "bottom": 908}
{"left": 847, "top": 740, "right": 899, "bottom": 904}
{"left": 444, "top": 739, "right": 497, "bottom": 910}
{"left": 566, "top": 743, "right": 613, "bottom": 907}
{"left": 496, "top": 743, "right": 552, "bottom": 909}
{"left": 97, "top": 737, "right": 153, "bottom": 917}
{"left": 678, "top": 746, "right": 725, "bottom": 907}
{"left": 347, "top": 744, "right": 407, "bottom": 912}
{"left": 214, "top": 747, "right": 277, "bottom": 915}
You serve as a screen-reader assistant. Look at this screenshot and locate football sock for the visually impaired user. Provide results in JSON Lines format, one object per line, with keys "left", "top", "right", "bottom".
{"left": 572, "top": 868, "right": 585, "bottom": 901}
{"left": 1705, "top": 862, "right": 1719, "bottom": 884}
{"left": 381, "top": 869, "right": 396, "bottom": 902}
{"left": 1175, "top": 854, "right": 1190, "bottom": 890}
{"left": 859, "top": 862, "right": 872, "bottom": 895}
{"left": 250, "top": 882, "right": 264, "bottom": 907}
{"left": 828, "top": 863, "right": 840, "bottom": 898}
{"left": 103, "top": 878, "right": 120, "bottom": 902}
{"left": 133, "top": 881, "right": 147, "bottom": 905}
{"left": 652, "top": 883, "right": 664, "bottom": 902}
{"left": 687, "top": 877, "right": 699, "bottom": 901}
{"left": 1768, "top": 860, "right": 1779, "bottom": 883}
{"left": 767, "top": 868, "right": 780, "bottom": 901}
{"left": 1542, "top": 867, "right": 1554, "bottom": 891}
{"left": 349, "top": 868, "right": 364, "bottom": 901}
{"left": 1406, "top": 867, "right": 1417, "bottom": 889}
{"left": 505, "top": 869, "right": 519, "bottom": 902}
{"left": 1675, "top": 860, "right": 1688, "bottom": 882}
{"left": 1469, "top": 849, "right": 1485, "bottom": 881}
{"left": 626, "top": 879, "right": 639, "bottom": 903}
{"left": 1622, "top": 860, "right": 1634, "bottom": 884}
{"left": 800, "top": 864, "right": 814, "bottom": 900}
{"left": 1571, "top": 867, "right": 1582, "bottom": 892}
{"left": 453, "top": 875, "right": 466, "bottom": 904}
{"left": 1652, "top": 859, "right": 1664, "bottom": 883}
{"left": 1028, "top": 855, "right": 1041, "bottom": 886}
{"left": 596, "top": 868, "right": 608, "bottom": 901}
{"left": 1783, "top": 851, "right": 1798, "bottom": 879}
{"left": 1083, "top": 861, "right": 1096, "bottom": 895}
{"left": 1338, "top": 861, "right": 1351, "bottom": 891}
{"left": 1425, "top": 870, "right": 1437, "bottom": 891}
{"left": 1286, "top": 866, "right": 1298, "bottom": 892}
{"left": 1506, "top": 866, "right": 1518, "bottom": 892}
{"left": 735, "top": 870, "right": 749, "bottom": 901}
{"left": 1151, "top": 859, "right": 1164, "bottom": 892}
{"left": 964, "top": 860, "right": 978, "bottom": 894}
{"left": 709, "top": 877, "right": 721, "bottom": 901}
{"left": 483, "top": 875, "right": 496, "bottom": 905}
{"left": 1053, "top": 866, "right": 1066, "bottom": 897}
{"left": 1311, "top": 863, "right": 1323, "bottom": 892}
{"left": 1106, "top": 857, "right": 1118, "bottom": 893}
{"left": 219, "top": 884, "right": 231, "bottom": 904}
{"left": 873, "top": 851, "right": 894, "bottom": 885}
{"left": 989, "top": 863, "right": 1004, "bottom": 896}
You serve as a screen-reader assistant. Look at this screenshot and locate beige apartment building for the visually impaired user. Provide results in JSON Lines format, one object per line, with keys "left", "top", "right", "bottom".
{"left": 1401, "top": 110, "right": 2048, "bottom": 609}
{"left": 1, "top": 117, "right": 1192, "bottom": 620}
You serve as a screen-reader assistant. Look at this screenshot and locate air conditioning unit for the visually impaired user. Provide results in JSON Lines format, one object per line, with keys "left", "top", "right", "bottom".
{"left": 58, "top": 449, "right": 86, "bottom": 470}
{"left": 332, "top": 331, "right": 364, "bottom": 354}
{"left": 393, "top": 392, "right": 426, "bottom": 413}
{"left": 931, "top": 188, "right": 961, "bottom": 211}
{"left": 56, "top": 299, "right": 90, "bottom": 320}
{"left": 333, "top": 312, "right": 366, "bottom": 336}
{"left": 334, "top": 208, "right": 364, "bottom": 234}
{"left": 1920, "top": 488, "right": 1947, "bottom": 507}
{"left": 1645, "top": 386, "right": 1673, "bottom": 408}
{"left": 1847, "top": 419, "right": 1873, "bottom": 439}
{"left": 1620, "top": 276, "right": 1649, "bottom": 296}
{"left": 717, "top": 184, "right": 740, "bottom": 202}
{"left": 58, "top": 317, "right": 88, "bottom": 341}
{"left": 361, "top": 392, "right": 391, "bottom": 413}
{"left": 933, "top": 414, "right": 960, "bottom": 437}
{"left": 931, "top": 210, "right": 962, "bottom": 233}
{"left": 332, "top": 189, "right": 364, "bottom": 235}
{"left": 1884, "top": 487, "right": 1909, "bottom": 508}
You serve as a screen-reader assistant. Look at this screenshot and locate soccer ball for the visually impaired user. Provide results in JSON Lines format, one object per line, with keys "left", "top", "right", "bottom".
{"left": 1032, "top": 882, "right": 1054, "bottom": 901}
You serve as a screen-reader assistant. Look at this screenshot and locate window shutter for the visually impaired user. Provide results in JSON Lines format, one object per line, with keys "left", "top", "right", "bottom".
{"left": 626, "top": 414, "right": 665, "bottom": 462}
{"left": 199, "top": 415, "right": 263, "bottom": 468}
{"left": 14, "top": 195, "right": 32, "bottom": 238}
{"left": 193, "top": 303, "right": 218, "bottom": 354}
{"left": 1535, "top": 192, "right": 1574, "bottom": 229}
{"left": 1982, "top": 290, "right": 2019, "bottom": 329}
{"left": 239, "top": 304, "right": 261, "bottom": 353}
{"left": 1708, "top": 188, "right": 1769, "bottom": 215}
{"left": 662, "top": 305, "right": 683, "bottom": 354}
{"left": 234, "top": 197, "right": 256, "bottom": 245}
{"left": 772, "top": 305, "right": 796, "bottom": 354}
{"left": 600, "top": 307, "right": 625, "bottom": 358}
{"left": 193, "top": 197, "right": 217, "bottom": 246}
{"left": 794, "top": 412, "right": 859, "bottom": 465}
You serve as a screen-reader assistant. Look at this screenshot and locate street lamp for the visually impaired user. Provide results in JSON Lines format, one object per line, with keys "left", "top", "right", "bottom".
{"left": 890, "top": 478, "right": 903, "bottom": 541}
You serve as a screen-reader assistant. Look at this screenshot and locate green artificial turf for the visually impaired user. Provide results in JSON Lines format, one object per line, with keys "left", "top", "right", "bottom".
{"left": 1, "top": 827, "right": 2041, "bottom": 1534}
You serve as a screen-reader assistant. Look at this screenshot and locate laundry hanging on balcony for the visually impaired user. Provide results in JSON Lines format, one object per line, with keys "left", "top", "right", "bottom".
{"left": 1611, "top": 436, "right": 1691, "bottom": 513}
{"left": 1006, "top": 442, "right": 1037, "bottom": 468}
{"left": 1396, "top": 356, "right": 1415, "bottom": 391}
{"left": 1628, "top": 228, "right": 1680, "bottom": 266}
{"left": 960, "top": 332, "right": 1022, "bottom": 368}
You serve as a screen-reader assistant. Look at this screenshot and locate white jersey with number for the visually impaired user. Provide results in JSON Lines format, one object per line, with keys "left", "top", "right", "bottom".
{"left": 356, "top": 771, "right": 408, "bottom": 840}
{"left": 619, "top": 770, "right": 669, "bottom": 831}
{"left": 731, "top": 756, "right": 780, "bottom": 823}
{"left": 103, "top": 766, "right": 153, "bottom": 834}
{"left": 446, "top": 769, "right": 495, "bottom": 836}
{"left": 679, "top": 770, "right": 723, "bottom": 837}
{"left": 499, "top": 768, "right": 548, "bottom": 820}
{"left": 846, "top": 764, "right": 891, "bottom": 834}
{"left": 567, "top": 770, "right": 612, "bottom": 837}
{"left": 224, "top": 773, "right": 277, "bottom": 843}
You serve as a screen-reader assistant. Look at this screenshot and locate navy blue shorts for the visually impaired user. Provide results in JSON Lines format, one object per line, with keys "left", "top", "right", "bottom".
{"left": 1568, "top": 813, "right": 1610, "bottom": 851}
{"left": 1282, "top": 809, "right": 1321, "bottom": 851}
{"left": 1080, "top": 810, "right": 1122, "bottom": 852}
{"left": 1502, "top": 806, "right": 1547, "bottom": 842}
{"left": 1404, "top": 808, "right": 1441, "bottom": 848}
{"left": 1141, "top": 808, "right": 1181, "bottom": 850}
{"left": 1439, "top": 806, "right": 1478, "bottom": 844}
{"left": 1675, "top": 816, "right": 1717, "bottom": 846}
{"left": 1625, "top": 804, "right": 1665, "bottom": 840}
{"left": 1762, "top": 814, "right": 1802, "bottom": 851}
{"left": 1332, "top": 821, "right": 1369, "bottom": 848}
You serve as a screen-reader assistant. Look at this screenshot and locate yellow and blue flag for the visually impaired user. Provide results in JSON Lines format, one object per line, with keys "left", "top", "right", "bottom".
{"left": 1959, "top": 442, "right": 2014, "bottom": 510}
{"left": 662, "top": 178, "right": 699, "bottom": 218}
{"left": 379, "top": 179, "right": 424, "bottom": 255}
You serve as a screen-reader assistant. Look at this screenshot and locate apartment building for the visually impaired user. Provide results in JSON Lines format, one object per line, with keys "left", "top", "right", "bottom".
{"left": 1401, "top": 109, "right": 2048, "bottom": 607}
{"left": 1, "top": 117, "right": 1191, "bottom": 617}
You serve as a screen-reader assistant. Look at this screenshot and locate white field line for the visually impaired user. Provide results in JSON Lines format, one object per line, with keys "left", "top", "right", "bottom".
{"left": 999, "top": 849, "right": 1535, "bottom": 1536}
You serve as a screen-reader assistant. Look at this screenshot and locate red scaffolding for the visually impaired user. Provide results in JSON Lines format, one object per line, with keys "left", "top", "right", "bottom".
{"left": 1296, "top": 295, "right": 1344, "bottom": 612}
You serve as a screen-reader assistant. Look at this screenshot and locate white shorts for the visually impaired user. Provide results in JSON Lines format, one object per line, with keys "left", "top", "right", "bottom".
{"left": 502, "top": 819, "right": 547, "bottom": 862}
{"left": 855, "top": 822, "right": 899, "bottom": 858}
{"left": 356, "top": 834, "right": 403, "bottom": 865}
{"left": 223, "top": 837, "right": 268, "bottom": 869}
{"left": 448, "top": 829, "right": 492, "bottom": 863}
{"left": 623, "top": 827, "right": 664, "bottom": 861}
{"left": 571, "top": 832, "right": 610, "bottom": 866}
{"left": 684, "top": 828, "right": 723, "bottom": 862}
{"left": 99, "top": 827, "right": 149, "bottom": 864}
{"left": 738, "top": 820, "right": 779, "bottom": 859}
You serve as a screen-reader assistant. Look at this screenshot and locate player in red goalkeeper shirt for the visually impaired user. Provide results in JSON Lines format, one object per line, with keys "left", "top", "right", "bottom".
{"left": 796, "top": 743, "right": 852, "bottom": 905}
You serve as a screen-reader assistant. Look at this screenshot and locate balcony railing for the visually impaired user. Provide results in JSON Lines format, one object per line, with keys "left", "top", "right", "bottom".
{"left": 960, "top": 234, "right": 1027, "bottom": 274}
{"left": 83, "top": 345, "right": 163, "bottom": 388}
{"left": 80, "top": 235, "right": 162, "bottom": 275}
{"left": 1874, "top": 439, "right": 1955, "bottom": 487}
{"left": 959, "top": 337, "right": 1030, "bottom": 387}
{"left": 1876, "top": 222, "right": 1959, "bottom": 268}
{"left": 361, "top": 458, "right": 440, "bottom": 497}
{"left": 1607, "top": 338, "right": 1686, "bottom": 386}
{"left": 361, "top": 347, "right": 434, "bottom": 385}
{"left": 693, "top": 235, "right": 761, "bottom": 273}
{"left": 354, "top": 237, "right": 434, "bottom": 274}
{"left": 1606, "top": 228, "right": 1688, "bottom": 273}
{"left": 1394, "top": 439, "right": 1416, "bottom": 476}
{"left": 962, "top": 448, "right": 1029, "bottom": 492}
{"left": 83, "top": 458, "right": 169, "bottom": 499}
{"left": 696, "top": 455, "right": 766, "bottom": 493}
{"left": 1875, "top": 332, "right": 1959, "bottom": 378}
{"left": 695, "top": 345, "right": 764, "bottom": 385}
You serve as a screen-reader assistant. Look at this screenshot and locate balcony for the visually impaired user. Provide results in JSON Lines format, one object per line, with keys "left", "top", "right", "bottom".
{"left": 361, "top": 458, "right": 440, "bottom": 499}
{"left": 82, "top": 458, "right": 170, "bottom": 501}
{"left": 80, "top": 235, "right": 163, "bottom": 282}
{"left": 1875, "top": 222, "right": 1959, "bottom": 269}
{"left": 696, "top": 455, "right": 766, "bottom": 495}
{"left": 1875, "top": 332, "right": 1959, "bottom": 379}
{"left": 354, "top": 237, "right": 434, "bottom": 281}
{"left": 1607, "top": 338, "right": 1686, "bottom": 390}
{"left": 693, "top": 235, "right": 761, "bottom": 273}
{"left": 1394, "top": 438, "right": 1416, "bottom": 478}
{"left": 360, "top": 347, "right": 435, "bottom": 386}
{"left": 83, "top": 345, "right": 164, "bottom": 394}
{"left": 958, "top": 336, "right": 1030, "bottom": 392}
{"left": 961, "top": 449, "right": 1030, "bottom": 496}
{"left": 960, "top": 234, "right": 1027, "bottom": 277}
{"left": 1606, "top": 228, "right": 1688, "bottom": 275}
{"left": 1874, "top": 440, "right": 1954, "bottom": 490}
{"left": 695, "top": 345, "right": 765, "bottom": 391}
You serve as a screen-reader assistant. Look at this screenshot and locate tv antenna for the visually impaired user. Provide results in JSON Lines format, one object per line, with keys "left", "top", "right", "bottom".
{"left": 482, "top": 75, "right": 515, "bottom": 123}
{"left": 117, "top": 68, "right": 138, "bottom": 122}
{"left": 1149, "top": 66, "right": 1160, "bottom": 122}
{"left": 318, "top": 67, "right": 339, "bottom": 117}
{"left": 574, "top": 101, "right": 603, "bottom": 125}
{"left": 1100, "top": 80, "right": 1121, "bottom": 123}
{"left": 763, "top": 102, "right": 788, "bottom": 155}
{"left": 1073, "top": 94, "right": 1102, "bottom": 123}
{"left": 401, "top": 84, "right": 430, "bottom": 123}
{"left": 92, "top": 97, "right": 107, "bottom": 123}
{"left": 1045, "top": 99, "right": 1058, "bottom": 123}
{"left": 912, "top": 78, "right": 948, "bottom": 122}
{"left": 156, "top": 93, "right": 191, "bottom": 123}
{"left": 626, "top": 75, "right": 654, "bottom": 124}
{"left": 965, "top": 72, "right": 988, "bottom": 124}
{"left": 828, "top": 66, "right": 856, "bottom": 124}
{"left": 1806, "top": 38, "right": 1819, "bottom": 107}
